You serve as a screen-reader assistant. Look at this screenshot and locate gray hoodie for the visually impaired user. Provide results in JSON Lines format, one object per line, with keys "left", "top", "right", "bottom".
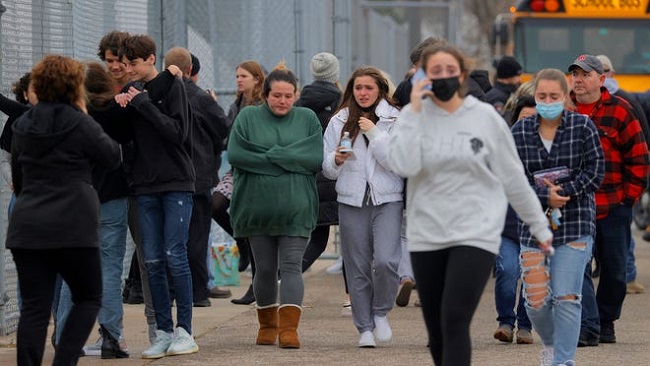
{"left": 388, "top": 96, "right": 552, "bottom": 254}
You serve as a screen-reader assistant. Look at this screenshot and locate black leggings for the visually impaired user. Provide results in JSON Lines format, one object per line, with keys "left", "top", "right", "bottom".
{"left": 301, "top": 225, "right": 330, "bottom": 272}
{"left": 211, "top": 191, "right": 255, "bottom": 276}
{"left": 12, "top": 248, "right": 102, "bottom": 366}
{"left": 411, "top": 246, "right": 495, "bottom": 366}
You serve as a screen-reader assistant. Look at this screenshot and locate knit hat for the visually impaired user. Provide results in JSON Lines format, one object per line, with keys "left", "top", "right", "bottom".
{"left": 310, "top": 52, "right": 340, "bottom": 83}
{"left": 190, "top": 53, "right": 201, "bottom": 77}
{"left": 496, "top": 56, "right": 522, "bottom": 79}
{"left": 568, "top": 54, "right": 604, "bottom": 74}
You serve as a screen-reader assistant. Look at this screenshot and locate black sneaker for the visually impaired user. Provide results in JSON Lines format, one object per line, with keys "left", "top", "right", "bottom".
{"left": 600, "top": 322, "right": 616, "bottom": 343}
{"left": 577, "top": 331, "right": 599, "bottom": 347}
{"left": 193, "top": 298, "right": 212, "bottom": 307}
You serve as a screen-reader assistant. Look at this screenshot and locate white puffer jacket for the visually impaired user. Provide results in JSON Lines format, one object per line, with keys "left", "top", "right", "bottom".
{"left": 322, "top": 99, "right": 403, "bottom": 207}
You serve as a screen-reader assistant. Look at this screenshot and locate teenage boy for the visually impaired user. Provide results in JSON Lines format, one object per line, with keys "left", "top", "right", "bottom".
{"left": 116, "top": 34, "right": 198, "bottom": 359}
{"left": 163, "top": 47, "right": 231, "bottom": 306}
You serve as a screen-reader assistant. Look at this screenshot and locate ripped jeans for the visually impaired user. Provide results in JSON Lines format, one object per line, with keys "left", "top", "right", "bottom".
{"left": 137, "top": 192, "right": 194, "bottom": 334}
{"left": 520, "top": 235, "right": 593, "bottom": 366}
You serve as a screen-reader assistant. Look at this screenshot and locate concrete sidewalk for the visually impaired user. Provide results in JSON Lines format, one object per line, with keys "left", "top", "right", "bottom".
{"left": 2, "top": 229, "right": 650, "bottom": 365}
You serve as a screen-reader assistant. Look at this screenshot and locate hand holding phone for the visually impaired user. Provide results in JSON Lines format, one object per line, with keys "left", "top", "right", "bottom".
{"left": 410, "top": 68, "right": 432, "bottom": 91}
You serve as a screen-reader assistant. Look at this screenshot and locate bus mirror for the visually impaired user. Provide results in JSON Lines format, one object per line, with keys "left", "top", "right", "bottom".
{"left": 491, "top": 22, "right": 510, "bottom": 47}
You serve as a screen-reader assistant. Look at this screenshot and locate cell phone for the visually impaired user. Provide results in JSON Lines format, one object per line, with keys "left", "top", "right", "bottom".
{"left": 410, "top": 68, "right": 432, "bottom": 90}
{"left": 340, "top": 149, "right": 356, "bottom": 160}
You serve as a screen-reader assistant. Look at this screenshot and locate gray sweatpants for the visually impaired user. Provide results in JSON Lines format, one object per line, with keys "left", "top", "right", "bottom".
{"left": 397, "top": 212, "right": 414, "bottom": 281}
{"left": 249, "top": 235, "right": 308, "bottom": 307}
{"left": 339, "top": 199, "right": 403, "bottom": 333}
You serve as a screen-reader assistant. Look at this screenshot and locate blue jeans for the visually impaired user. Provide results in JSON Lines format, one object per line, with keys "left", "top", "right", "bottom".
{"left": 626, "top": 237, "right": 637, "bottom": 283}
{"left": 581, "top": 204, "right": 632, "bottom": 336}
{"left": 521, "top": 236, "right": 593, "bottom": 366}
{"left": 55, "top": 281, "right": 72, "bottom": 345}
{"left": 55, "top": 198, "right": 128, "bottom": 342}
{"left": 494, "top": 236, "right": 530, "bottom": 330}
{"left": 97, "top": 198, "right": 128, "bottom": 340}
{"left": 137, "top": 192, "right": 193, "bottom": 334}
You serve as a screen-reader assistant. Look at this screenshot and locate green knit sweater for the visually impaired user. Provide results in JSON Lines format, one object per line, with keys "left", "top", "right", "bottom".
{"left": 227, "top": 104, "right": 323, "bottom": 238}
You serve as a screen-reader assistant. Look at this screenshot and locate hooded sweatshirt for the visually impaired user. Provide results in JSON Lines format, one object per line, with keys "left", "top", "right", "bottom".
{"left": 388, "top": 95, "right": 552, "bottom": 254}
{"left": 7, "top": 102, "right": 121, "bottom": 249}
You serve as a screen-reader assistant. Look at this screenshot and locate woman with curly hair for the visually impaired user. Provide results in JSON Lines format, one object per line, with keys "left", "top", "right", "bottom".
{"left": 8, "top": 55, "right": 121, "bottom": 365}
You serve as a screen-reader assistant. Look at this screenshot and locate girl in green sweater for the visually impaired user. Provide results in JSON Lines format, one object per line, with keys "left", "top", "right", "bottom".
{"left": 227, "top": 64, "right": 323, "bottom": 349}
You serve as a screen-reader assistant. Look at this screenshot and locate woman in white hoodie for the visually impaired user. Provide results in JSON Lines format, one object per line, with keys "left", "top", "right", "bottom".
{"left": 322, "top": 66, "right": 403, "bottom": 348}
{"left": 387, "top": 44, "right": 553, "bottom": 366}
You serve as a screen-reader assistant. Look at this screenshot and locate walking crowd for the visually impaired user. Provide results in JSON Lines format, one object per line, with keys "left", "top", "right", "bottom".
{"left": 2, "top": 29, "right": 650, "bottom": 366}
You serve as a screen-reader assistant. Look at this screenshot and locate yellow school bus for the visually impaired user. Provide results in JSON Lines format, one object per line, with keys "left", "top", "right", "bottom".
{"left": 493, "top": 0, "right": 650, "bottom": 91}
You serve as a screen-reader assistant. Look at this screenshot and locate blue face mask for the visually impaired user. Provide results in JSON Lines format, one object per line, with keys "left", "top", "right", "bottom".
{"left": 535, "top": 101, "right": 564, "bottom": 120}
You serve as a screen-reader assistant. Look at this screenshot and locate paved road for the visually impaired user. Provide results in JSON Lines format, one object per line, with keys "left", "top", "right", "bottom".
{"left": 1, "top": 228, "right": 649, "bottom": 365}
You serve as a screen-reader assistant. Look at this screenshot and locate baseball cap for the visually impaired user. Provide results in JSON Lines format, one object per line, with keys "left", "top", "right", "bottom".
{"left": 568, "top": 54, "right": 604, "bottom": 74}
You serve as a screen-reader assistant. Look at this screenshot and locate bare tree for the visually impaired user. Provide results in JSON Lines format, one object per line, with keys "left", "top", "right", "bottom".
{"left": 466, "top": 0, "right": 511, "bottom": 40}
{"left": 462, "top": 0, "right": 512, "bottom": 66}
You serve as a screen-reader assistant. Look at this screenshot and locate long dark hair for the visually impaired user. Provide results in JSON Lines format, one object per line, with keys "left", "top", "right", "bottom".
{"left": 263, "top": 62, "right": 298, "bottom": 98}
{"left": 83, "top": 61, "right": 116, "bottom": 110}
{"left": 511, "top": 95, "right": 536, "bottom": 126}
{"left": 337, "top": 66, "right": 398, "bottom": 145}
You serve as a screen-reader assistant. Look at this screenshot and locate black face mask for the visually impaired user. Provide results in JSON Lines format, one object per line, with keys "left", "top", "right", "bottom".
{"left": 430, "top": 76, "right": 461, "bottom": 102}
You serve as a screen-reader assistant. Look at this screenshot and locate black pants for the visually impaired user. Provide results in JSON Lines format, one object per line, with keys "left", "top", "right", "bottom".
{"left": 187, "top": 190, "right": 213, "bottom": 301}
{"left": 211, "top": 190, "right": 255, "bottom": 276}
{"left": 411, "top": 246, "right": 494, "bottom": 366}
{"left": 12, "top": 247, "right": 102, "bottom": 366}
{"left": 301, "top": 225, "right": 330, "bottom": 272}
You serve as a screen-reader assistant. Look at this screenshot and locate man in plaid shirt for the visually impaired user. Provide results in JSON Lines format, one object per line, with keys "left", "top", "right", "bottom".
{"left": 569, "top": 54, "right": 650, "bottom": 347}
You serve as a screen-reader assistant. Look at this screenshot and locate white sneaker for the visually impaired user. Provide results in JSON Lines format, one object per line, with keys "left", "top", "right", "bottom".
{"left": 166, "top": 327, "right": 198, "bottom": 356}
{"left": 373, "top": 315, "right": 392, "bottom": 343}
{"left": 142, "top": 330, "right": 172, "bottom": 359}
{"left": 540, "top": 346, "right": 554, "bottom": 366}
{"left": 81, "top": 334, "right": 102, "bottom": 356}
{"left": 358, "top": 331, "right": 376, "bottom": 348}
{"left": 326, "top": 257, "right": 343, "bottom": 275}
{"left": 341, "top": 300, "right": 352, "bottom": 316}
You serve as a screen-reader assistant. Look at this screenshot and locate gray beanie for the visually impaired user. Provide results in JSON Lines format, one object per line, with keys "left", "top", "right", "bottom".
{"left": 310, "top": 52, "right": 340, "bottom": 83}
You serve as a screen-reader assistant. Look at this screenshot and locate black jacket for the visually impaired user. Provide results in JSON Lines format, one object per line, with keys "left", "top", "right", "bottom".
{"left": 393, "top": 78, "right": 412, "bottom": 108}
{"left": 7, "top": 102, "right": 121, "bottom": 249}
{"left": 485, "top": 81, "right": 518, "bottom": 113}
{"left": 615, "top": 89, "right": 650, "bottom": 149}
{"left": 126, "top": 70, "right": 196, "bottom": 194}
{"left": 183, "top": 78, "right": 230, "bottom": 192}
{"left": 296, "top": 81, "right": 342, "bottom": 225}
{"left": 88, "top": 102, "right": 132, "bottom": 203}
{"left": 0, "top": 93, "right": 30, "bottom": 152}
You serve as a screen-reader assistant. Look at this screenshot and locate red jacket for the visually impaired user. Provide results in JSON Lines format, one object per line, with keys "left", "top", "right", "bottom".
{"left": 571, "top": 87, "right": 649, "bottom": 219}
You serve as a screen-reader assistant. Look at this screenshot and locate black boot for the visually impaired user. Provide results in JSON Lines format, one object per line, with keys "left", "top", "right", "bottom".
{"left": 231, "top": 284, "right": 255, "bottom": 305}
{"left": 100, "top": 325, "right": 129, "bottom": 359}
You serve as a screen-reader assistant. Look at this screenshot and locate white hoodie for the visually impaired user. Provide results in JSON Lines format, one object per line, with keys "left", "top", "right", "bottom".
{"left": 388, "top": 95, "right": 552, "bottom": 254}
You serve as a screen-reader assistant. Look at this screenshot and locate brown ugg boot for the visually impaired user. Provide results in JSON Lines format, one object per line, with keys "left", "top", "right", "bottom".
{"left": 278, "top": 305, "right": 302, "bottom": 349}
{"left": 256, "top": 305, "right": 279, "bottom": 345}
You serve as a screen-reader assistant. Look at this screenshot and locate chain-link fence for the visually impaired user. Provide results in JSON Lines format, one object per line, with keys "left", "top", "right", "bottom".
{"left": 0, "top": 0, "right": 458, "bottom": 335}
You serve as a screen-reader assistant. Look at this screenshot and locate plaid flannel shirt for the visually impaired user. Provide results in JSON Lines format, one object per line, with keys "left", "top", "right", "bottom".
{"left": 571, "top": 87, "right": 650, "bottom": 219}
{"left": 511, "top": 110, "right": 604, "bottom": 248}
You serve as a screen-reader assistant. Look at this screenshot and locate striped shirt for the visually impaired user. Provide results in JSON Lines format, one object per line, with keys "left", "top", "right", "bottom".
{"left": 511, "top": 110, "right": 604, "bottom": 247}
{"left": 571, "top": 87, "right": 650, "bottom": 219}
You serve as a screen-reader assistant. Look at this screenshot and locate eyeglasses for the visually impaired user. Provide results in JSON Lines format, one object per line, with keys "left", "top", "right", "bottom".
{"left": 603, "top": 69, "right": 611, "bottom": 73}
